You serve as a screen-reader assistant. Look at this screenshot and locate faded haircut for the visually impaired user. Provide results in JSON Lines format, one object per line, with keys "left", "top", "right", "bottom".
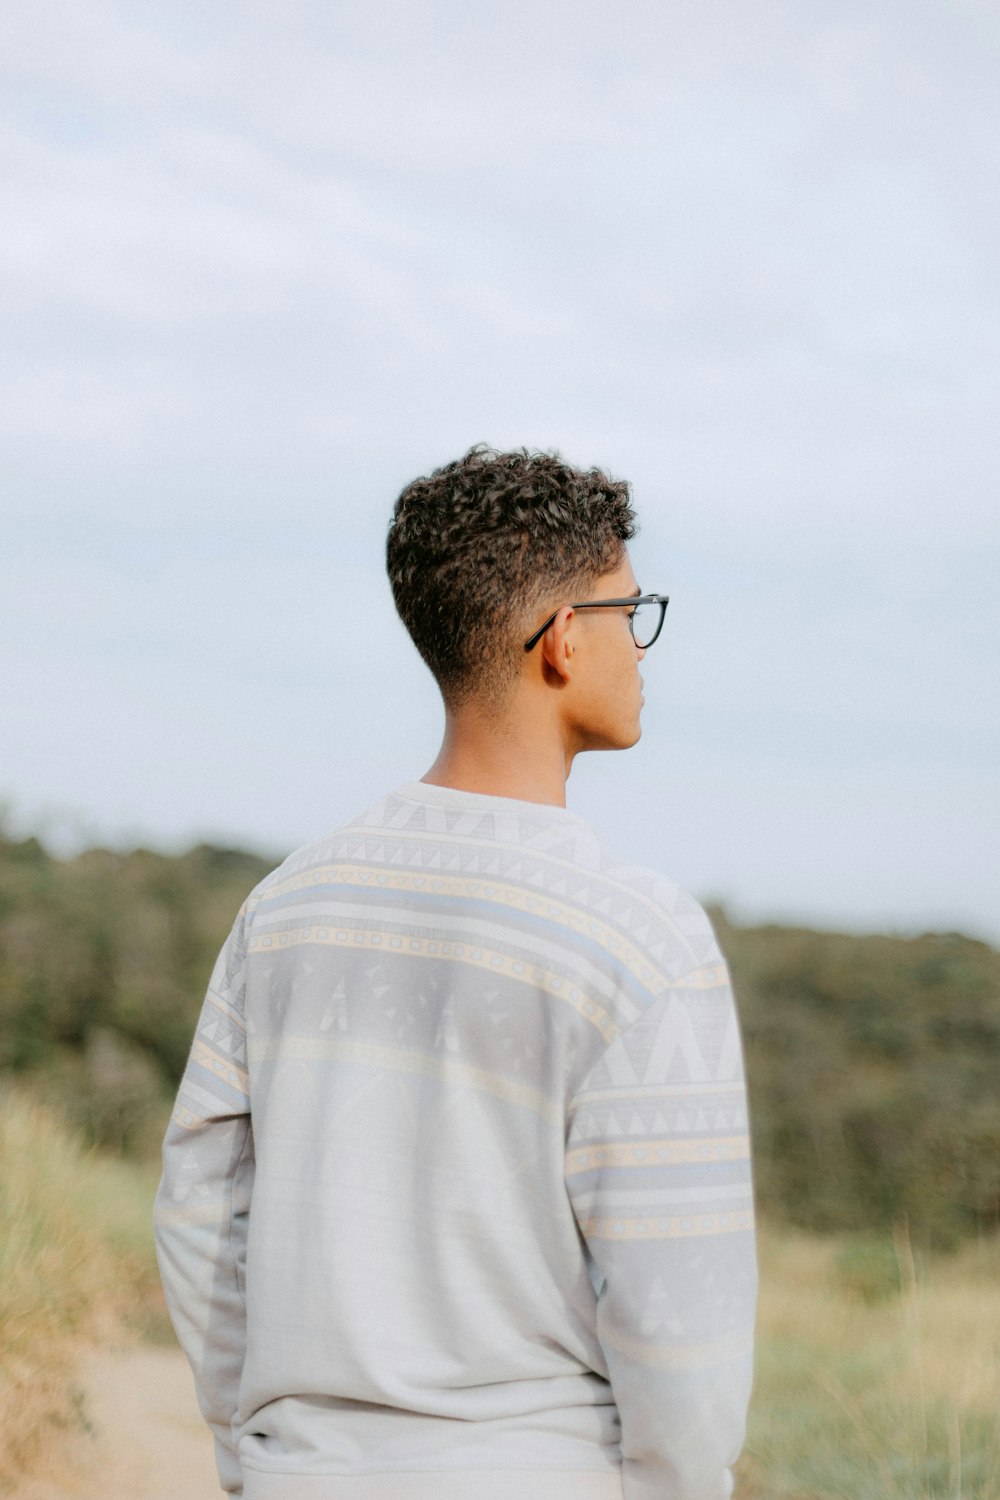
{"left": 385, "top": 443, "right": 638, "bottom": 716}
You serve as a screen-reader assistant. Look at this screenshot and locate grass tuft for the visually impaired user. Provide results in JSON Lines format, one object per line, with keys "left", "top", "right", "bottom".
{"left": 0, "top": 1085, "right": 161, "bottom": 1489}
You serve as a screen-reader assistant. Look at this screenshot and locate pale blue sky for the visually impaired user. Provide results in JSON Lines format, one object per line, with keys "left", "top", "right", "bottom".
{"left": 3, "top": 0, "right": 998, "bottom": 941}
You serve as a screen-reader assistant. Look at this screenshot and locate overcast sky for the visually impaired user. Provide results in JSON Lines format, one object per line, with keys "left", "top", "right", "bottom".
{"left": 3, "top": 0, "right": 998, "bottom": 943}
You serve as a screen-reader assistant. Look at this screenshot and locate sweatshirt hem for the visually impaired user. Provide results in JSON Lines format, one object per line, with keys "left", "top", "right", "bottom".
{"left": 241, "top": 1464, "right": 624, "bottom": 1499}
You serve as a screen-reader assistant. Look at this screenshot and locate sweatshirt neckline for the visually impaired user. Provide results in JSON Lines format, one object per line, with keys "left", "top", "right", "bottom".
{"left": 394, "top": 779, "right": 591, "bottom": 828}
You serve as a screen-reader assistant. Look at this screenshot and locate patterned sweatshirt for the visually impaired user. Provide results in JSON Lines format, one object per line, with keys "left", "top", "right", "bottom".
{"left": 153, "top": 778, "right": 758, "bottom": 1500}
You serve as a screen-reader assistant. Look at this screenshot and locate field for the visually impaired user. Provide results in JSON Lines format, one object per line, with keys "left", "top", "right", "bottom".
{"left": 739, "top": 1219, "right": 1000, "bottom": 1499}
{"left": 2, "top": 1087, "right": 997, "bottom": 1500}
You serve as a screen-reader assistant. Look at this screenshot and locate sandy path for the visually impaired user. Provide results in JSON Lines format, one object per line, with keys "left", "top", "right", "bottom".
{"left": 12, "top": 1344, "right": 772, "bottom": 1500}
{"left": 14, "top": 1343, "right": 221, "bottom": 1500}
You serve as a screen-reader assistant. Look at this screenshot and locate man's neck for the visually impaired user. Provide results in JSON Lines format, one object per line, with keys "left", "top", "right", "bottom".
{"left": 420, "top": 737, "right": 572, "bottom": 810}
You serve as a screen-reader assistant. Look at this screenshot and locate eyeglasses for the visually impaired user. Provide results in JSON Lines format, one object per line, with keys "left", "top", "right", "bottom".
{"left": 523, "top": 593, "right": 669, "bottom": 652}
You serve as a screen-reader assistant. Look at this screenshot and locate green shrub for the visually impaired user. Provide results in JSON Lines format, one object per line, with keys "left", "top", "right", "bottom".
{"left": 833, "top": 1229, "right": 905, "bottom": 1304}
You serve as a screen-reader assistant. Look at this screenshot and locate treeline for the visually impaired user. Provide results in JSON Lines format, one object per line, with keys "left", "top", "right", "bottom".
{"left": 1, "top": 830, "right": 997, "bottom": 1250}
{"left": 711, "top": 907, "right": 1000, "bottom": 1251}
{"left": 0, "top": 833, "right": 269, "bottom": 1157}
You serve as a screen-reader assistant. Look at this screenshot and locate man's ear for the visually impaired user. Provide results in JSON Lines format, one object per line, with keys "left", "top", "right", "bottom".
{"left": 541, "top": 605, "right": 575, "bottom": 683}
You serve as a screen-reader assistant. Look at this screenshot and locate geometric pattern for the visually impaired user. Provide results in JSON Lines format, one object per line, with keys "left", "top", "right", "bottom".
{"left": 154, "top": 777, "right": 758, "bottom": 1499}
{"left": 247, "top": 924, "right": 621, "bottom": 1045}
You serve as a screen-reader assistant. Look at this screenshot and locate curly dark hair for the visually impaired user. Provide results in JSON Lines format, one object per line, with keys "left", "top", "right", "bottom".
{"left": 385, "top": 444, "right": 639, "bottom": 715}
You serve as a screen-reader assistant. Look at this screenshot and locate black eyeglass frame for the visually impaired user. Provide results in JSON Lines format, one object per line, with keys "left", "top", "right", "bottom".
{"left": 523, "top": 593, "right": 669, "bottom": 653}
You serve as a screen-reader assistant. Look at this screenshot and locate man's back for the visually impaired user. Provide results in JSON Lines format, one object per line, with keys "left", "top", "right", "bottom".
{"left": 155, "top": 777, "right": 757, "bottom": 1499}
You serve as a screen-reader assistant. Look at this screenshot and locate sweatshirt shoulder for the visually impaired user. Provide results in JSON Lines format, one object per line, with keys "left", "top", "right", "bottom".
{"left": 237, "top": 834, "right": 329, "bottom": 922}
{"left": 587, "top": 836, "right": 725, "bottom": 983}
{"left": 239, "top": 794, "right": 390, "bottom": 911}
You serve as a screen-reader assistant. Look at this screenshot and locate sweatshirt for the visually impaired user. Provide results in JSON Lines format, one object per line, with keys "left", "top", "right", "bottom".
{"left": 153, "top": 777, "right": 758, "bottom": 1499}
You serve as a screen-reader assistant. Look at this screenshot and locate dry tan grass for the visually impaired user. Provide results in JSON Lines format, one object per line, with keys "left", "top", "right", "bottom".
{"left": 904, "top": 1231, "right": 1000, "bottom": 1410}
{"left": 737, "top": 1215, "right": 1000, "bottom": 1499}
{"left": 0, "top": 1088, "right": 159, "bottom": 1493}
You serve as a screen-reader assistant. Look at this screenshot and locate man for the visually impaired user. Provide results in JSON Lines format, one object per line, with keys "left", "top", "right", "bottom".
{"left": 154, "top": 444, "right": 758, "bottom": 1500}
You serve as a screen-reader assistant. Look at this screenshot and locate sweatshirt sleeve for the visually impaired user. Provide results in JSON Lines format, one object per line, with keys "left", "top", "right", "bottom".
{"left": 153, "top": 899, "right": 254, "bottom": 1497}
{"left": 564, "top": 937, "right": 758, "bottom": 1500}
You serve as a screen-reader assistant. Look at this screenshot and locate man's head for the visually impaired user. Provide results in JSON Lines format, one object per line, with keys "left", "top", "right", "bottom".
{"left": 385, "top": 444, "right": 641, "bottom": 731}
